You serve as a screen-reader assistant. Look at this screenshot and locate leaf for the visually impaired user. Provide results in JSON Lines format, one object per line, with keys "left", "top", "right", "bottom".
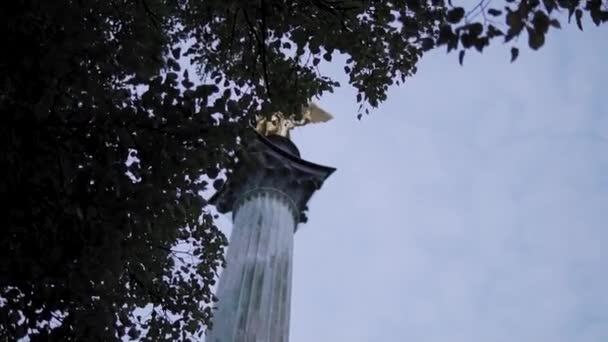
{"left": 550, "top": 19, "right": 561, "bottom": 29}
{"left": 543, "top": 0, "right": 556, "bottom": 13}
{"left": 420, "top": 37, "right": 434, "bottom": 51}
{"left": 590, "top": 7, "right": 603, "bottom": 26}
{"left": 527, "top": 28, "right": 545, "bottom": 50}
{"left": 532, "top": 11, "right": 550, "bottom": 34}
{"left": 468, "top": 23, "right": 484, "bottom": 37}
{"left": 504, "top": 9, "right": 525, "bottom": 41}
{"left": 127, "top": 327, "right": 140, "bottom": 339}
{"left": 488, "top": 8, "right": 502, "bottom": 16}
{"left": 474, "top": 37, "right": 489, "bottom": 52}
{"left": 458, "top": 50, "right": 465, "bottom": 65}
{"left": 487, "top": 25, "right": 504, "bottom": 38}
{"left": 575, "top": 8, "right": 583, "bottom": 30}
{"left": 438, "top": 24, "right": 456, "bottom": 46}
{"left": 212, "top": 179, "right": 224, "bottom": 191}
{"left": 510, "top": 47, "right": 519, "bottom": 62}
{"left": 172, "top": 48, "right": 181, "bottom": 59}
{"left": 446, "top": 7, "right": 465, "bottom": 23}
{"left": 461, "top": 34, "right": 473, "bottom": 48}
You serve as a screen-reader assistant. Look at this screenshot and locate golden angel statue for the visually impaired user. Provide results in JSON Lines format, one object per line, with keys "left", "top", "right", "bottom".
{"left": 255, "top": 102, "right": 333, "bottom": 138}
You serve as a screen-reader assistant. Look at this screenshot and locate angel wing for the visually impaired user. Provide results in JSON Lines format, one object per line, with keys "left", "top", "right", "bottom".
{"left": 301, "top": 102, "right": 333, "bottom": 124}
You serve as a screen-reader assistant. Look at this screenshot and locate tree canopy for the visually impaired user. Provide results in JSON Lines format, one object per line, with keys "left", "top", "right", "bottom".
{"left": 1, "top": 0, "right": 605, "bottom": 340}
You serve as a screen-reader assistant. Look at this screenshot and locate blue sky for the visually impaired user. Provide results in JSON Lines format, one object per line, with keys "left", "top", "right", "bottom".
{"left": 265, "top": 22, "right": 608, "bottom": 342}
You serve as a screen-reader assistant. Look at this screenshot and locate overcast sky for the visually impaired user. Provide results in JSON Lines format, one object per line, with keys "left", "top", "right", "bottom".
{"left": 262, "top": 22, "right": 608, "bottom": 342}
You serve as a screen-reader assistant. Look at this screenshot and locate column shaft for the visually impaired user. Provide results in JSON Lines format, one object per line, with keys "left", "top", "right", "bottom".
{"left": 207, "top": 190, "right": 295, "bottom": 342}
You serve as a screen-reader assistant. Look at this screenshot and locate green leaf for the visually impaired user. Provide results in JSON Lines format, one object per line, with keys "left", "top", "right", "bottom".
{"left": 510, "top": 47, "right": 519, "bottom": 62}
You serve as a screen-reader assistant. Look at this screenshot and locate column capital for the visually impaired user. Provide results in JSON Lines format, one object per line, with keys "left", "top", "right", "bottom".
{"left": 211, "top": 132, "right": 335, "bottom": 224}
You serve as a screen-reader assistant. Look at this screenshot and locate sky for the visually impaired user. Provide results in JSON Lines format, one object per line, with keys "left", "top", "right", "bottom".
{"left": 258, "top": 22, "right": 608, "bottom": 342}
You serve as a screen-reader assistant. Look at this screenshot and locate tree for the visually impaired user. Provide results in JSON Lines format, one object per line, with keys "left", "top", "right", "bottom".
{"left": 1, "top": 0, "right": 605, "bottom": 340}
{"left": 1, "top": 1, "right": 235, "bottom": 340}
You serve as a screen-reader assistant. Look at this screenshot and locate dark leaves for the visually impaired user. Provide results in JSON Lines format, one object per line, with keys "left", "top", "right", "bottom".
{"left": 488, "top": 8, "right": 503, "bottom": 16}
{"left": 587, "top": 0, "right": 608, "bottom": 26}
{"left": 172, "top": 47, "right": 181, "bottom": 60}
{"left": 0, "top": 1, "right": 233, "bottom": 340}
{"left": 576, "top": 8, "right": 584, "bottom": 30}
{"left": 213, "top": 179, "right": 224, "bottom": 191}
{"left": 527, "top": 27, "right": 545, "bottom": 50}
{"left": 441, "top": 0, "right": 606, "bottom": 66}
{"left": 505, "top": 8, "right": 525, "bottom": 42}
{"left": 543, "top": 0, "right": 556, "bottom": 13}
{"left": 446, "top": 7, "right": 465, "bottom": 23}
{"left": 420, "top": 37, "right": 435, "bottom": 51}
{"left": 532, "top": 10, "right": 551, "bottom": 34}
{"left": 510, "top": 47, "right": 519, "bottom": 62}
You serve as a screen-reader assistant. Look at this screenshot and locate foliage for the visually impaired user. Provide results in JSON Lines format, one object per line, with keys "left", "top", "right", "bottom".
{"left": 0, "top": 0, "right": 605, "bottom": 341}
{"left": 0, "top": 1, "right": 234, "bottom": 340}
{"left": 438, "top": 0, "right": 608, "bottom": 64}
{"left": 177, "top": 0, "right": 443, "bottom": 118}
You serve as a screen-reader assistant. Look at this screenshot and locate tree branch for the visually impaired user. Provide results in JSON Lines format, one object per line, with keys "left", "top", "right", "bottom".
{"left": 140, "top": 0, "right": 162, "bottom": 29}
{"left": 242, "top": 7, "right": 272, "bottom": 99}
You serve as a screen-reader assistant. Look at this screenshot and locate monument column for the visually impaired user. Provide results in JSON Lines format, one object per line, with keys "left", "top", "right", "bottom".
{"left": 207, "top": 132, "right": 335, "bottom": 342}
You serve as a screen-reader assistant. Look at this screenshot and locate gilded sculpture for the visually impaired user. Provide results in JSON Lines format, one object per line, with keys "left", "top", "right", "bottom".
{"left": 255, "top": 102, "right": 333, "bottom": 138}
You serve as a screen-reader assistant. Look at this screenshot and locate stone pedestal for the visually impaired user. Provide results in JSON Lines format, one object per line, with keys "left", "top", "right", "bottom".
{"left": 207, "top": 133, "right": 334, "bottom": 342}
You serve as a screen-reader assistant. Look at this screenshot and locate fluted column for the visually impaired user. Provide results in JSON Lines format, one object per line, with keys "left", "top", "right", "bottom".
{"left": 206, "top": 189, "right": 296, "bottom": 342}
{"left": 208, "top": 133, "right": 335, "bottom": 342}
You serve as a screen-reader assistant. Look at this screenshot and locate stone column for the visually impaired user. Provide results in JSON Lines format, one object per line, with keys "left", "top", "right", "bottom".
{"left": 207, "top": 133, "right": 334, "bottom": 342}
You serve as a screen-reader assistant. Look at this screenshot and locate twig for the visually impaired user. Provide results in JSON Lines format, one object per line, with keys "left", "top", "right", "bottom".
{"left": 141, "top": 0, "right": 162, "bottom": 29}
{"left": 465, "top": 0, "right": 493, "bottom": 22}
{"left": 228, "top": 9, "right": 240, "bottom": 55}
{"left": 242, "top": 8, "right": 272, "bottom": 99}
{"left": 260, "top": 0, "right": 272, "bottom": 98}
